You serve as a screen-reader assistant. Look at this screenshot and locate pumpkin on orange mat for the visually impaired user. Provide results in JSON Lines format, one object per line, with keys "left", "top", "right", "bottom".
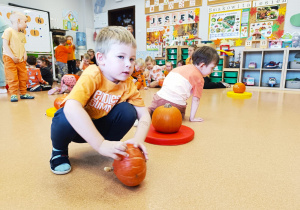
{"left": 152, "top": 103, "right": 182, "bottom": 133}
{"left": 109, "top": 144, "right": 147, "bottom": 186}
{"left": 54, "top": 94, "right": 68, "bottom": 110}
{"left": 233, "top": 82, "right": 246, "bottom": 93}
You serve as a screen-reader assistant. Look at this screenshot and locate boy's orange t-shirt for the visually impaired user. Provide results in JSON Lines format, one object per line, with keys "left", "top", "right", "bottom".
{"left": 55, "top": 45, "right": 72, "bottom": 63}
{"left": 67, "top": 45, "right": 76, "bottom": 61}
{"left": 63, "top": 65, "right": 145, "bottom": 119}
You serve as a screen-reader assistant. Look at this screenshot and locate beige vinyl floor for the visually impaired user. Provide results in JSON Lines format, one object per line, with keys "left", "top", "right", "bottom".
{"left": 0, "top": 86, "right": 300, "bottom": 210}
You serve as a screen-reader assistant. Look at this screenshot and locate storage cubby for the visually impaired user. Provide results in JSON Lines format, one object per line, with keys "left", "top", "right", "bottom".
{"left": 283, "top": 49, "right": 300, "bottom": 90}
{"left": 241, "top": 70, "right": 260, "bottom": 86}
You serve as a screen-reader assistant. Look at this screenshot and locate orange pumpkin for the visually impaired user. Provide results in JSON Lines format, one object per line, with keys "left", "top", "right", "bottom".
{"left": 135, "top": 81, "right": 142, "bottom": 90}
{"left": 112, "top": 144, "right": 147, "bottom": 186}
{"left": 35, "top": 16, "right": 44, "bottom": 24}
{"left": 54, "top": 94, "right": 68, "bottom": 110}
{"left": 0, "top": 12, "right": 2, "bottom": 16}
{"left": 233, "top": 83, "right": 246, "bottom": 93}
{"left": 152, "top": 103, "right": 182, "bottom": 133}
{"left": 158, "top": 79, "right": 164, "bottom": 87}
{"left": 26, "top": 15, "right": 31, "bottom": 22}
{"left": 30, "top": 29, "right": 39, "bottom": 36}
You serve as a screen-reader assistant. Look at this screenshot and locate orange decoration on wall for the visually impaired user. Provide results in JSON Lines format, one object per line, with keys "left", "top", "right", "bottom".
{"left": 0, "top": 12, "right": 2, "bottom": 16}
{"left": 26, "top": 15, "right": 31, "bottom": 22}
{"left": 7, "top": 12, "right": 11, "bottom": 19}
{"left": 35, "top": 16, "right": 44, "bottom": 24}
{"left": 30, "top": 29, "right": 39, "bottom": 36}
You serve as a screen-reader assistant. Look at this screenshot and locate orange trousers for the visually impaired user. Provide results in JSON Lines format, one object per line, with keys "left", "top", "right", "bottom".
{"left": 3, "top": 55, "right": 27, "bottom": 95}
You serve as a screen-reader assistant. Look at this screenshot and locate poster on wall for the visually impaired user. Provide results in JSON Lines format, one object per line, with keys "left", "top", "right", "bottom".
{"left": 250, "top": 22, "right": 273, "bottom": 37}
{"left": 209, "top": 10, "right": 242, "bottom": 40}
{"left": 256, "top": 5, "right": 279, "bottom": 21}
{"left": 63, "top": 10, "right": 78, "bottom": 31}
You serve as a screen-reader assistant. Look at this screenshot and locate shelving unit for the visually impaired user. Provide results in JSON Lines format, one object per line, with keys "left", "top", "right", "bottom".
{"left": 283, "top": 48, "right": 300, "bottom": 90}
{"left": 240, "top": 48, "right": 288, "bottom": 89}
{"left": 165, "top": 46, "right": 180, "bottom": 68}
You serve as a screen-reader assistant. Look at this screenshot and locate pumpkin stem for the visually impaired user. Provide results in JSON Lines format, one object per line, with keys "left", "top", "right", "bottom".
{"left": 164, "top": 103, "right": 172, "bottom": 108}
{"left": 104, "top": 167, "right": 113, "bottom": 172}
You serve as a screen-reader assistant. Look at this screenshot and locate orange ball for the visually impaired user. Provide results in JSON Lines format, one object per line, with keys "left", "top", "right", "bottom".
{"left": 233, "top": 83, "right": 246, "bottom": 93}
{"left": 54, "top": 94, "right": 68, "bottom": 110}
{"left": 66, "top": 40, "right": 71, "bottom": 44}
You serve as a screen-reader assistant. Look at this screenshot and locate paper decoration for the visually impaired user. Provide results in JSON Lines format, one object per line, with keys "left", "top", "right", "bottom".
{"left": 174, "top": 24, "right": 180, "bottom": 30}
{"left": 173, "top": 30, "right": 178, "bottom": 37}
{"left": 189, "top": 34, "right": 195, "bottom": 39}
{"left": 194, "top": 15, "right": 199, "bottom": 23}
{"left": 250, "top": 7, "right": 257, "bottom": 16}
{"left": 168, "top": 2, "right": 174, "bottom": 10}
{"left": 276, "top": 29, "right": 284, "bottom": 38}
{"left": 190, "top": 0, "right": 196, "bottom": 6}
{"left": 154, "top": 0, "right": 159, "bottom": 6}
{"left": 228, "top": 40, "right": 235, "bottom": 46}
{"left": 187, "top": 10, "right": 195, "bottom": 23}
{"left": 272, "top": 24, "right": 279, "bottom": 32}
{"left": 208, "top": 2, "right": 252, "bottom": 13}
{"left": 164, "top": 0, "right": 169, "bottom": 4}
{"left": 164, "top": 14, "right": 171, "bottom": 25}
{"left": 253, "top": 0, "right": 288, "bottom": 7}
{"left": 179, "top": 0, "right": 185, "bottom": 8}
{"left": 236, "top": 38, "right": 243, "bottom": 46}
{"left": 221, "top": 39, "right": 228, "bottom": 44}
{"left": 277, "top": 15, "right": 285, "bottom": 24}
{"left": 278, "top": 7, "right": 286, "bottom": 15}
{"left": 214, "top": 38, "right": 221, "bottom": 45}
{"left": 171, "top": 12, "right": 178, "bottom": 25}
{"left": 250, "top": 22, "right": 273, "bottom": 37}
{"left": 150, "top": 6, "right": 154, "bottom": 12}
{"left": 159, "top": 3, "right": 164, "bottom": 11}
{"left": 194, "top": 8, "right": 200, "bottom": 16}
{"left": 146, "top": 0, "right": 150, "bottom": 8}
{"left": 146, "top": 16, "right": 150, "bottom": 22}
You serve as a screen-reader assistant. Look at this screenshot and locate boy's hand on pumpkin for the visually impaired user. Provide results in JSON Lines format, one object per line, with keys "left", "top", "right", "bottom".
{"left": 124, "top": 139, "right": 149, "bottom": 160}
{"left": 189, "top": 117, "right": 204, "bottom": 122}
{"left": 98, "top": 140, "right": 129, "bottom": 160}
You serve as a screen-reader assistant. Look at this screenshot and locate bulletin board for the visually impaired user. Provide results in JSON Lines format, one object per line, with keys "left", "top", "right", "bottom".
{"left": 146, "top": 8, "right": 200, "bottom": 51}
{"left": 0, "top": 4, "right": 51, "bottom": 52}
{"left": 207, "top": 0, "right": 287, "bottom": 47}
{"left": 207, "top": 0, "right": 245, "bottom": 6}
{"left": 145, "top": 0, "right": 202, "bottom": 14}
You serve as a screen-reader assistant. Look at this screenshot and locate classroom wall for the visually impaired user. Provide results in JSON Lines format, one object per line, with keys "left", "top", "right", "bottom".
{"left": 101, "top": 0, "right": 300, "bottom": 54}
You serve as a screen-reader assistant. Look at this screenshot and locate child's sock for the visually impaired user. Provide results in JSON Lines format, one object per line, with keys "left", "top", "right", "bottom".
{"left": 52, "top": 147, "right": 71, "bottom": 172}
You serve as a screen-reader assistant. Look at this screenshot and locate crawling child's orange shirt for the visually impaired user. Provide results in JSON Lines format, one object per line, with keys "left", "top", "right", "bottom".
{"left": 131, "top": 67, "right": 147, "bottom": 87}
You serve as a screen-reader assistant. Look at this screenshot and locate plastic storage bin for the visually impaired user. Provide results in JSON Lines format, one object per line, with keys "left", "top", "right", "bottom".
{"left": 290, "top": 61, "right": 300, "bottom": 69}
{"left": 167, "top": 48, "right": 177, "bottom": 54}
{"left": 168, "top": 54, "right": 177, "bottom": 60}
{"left": 224, "top": 78, "right": 238, "bottom": 84}
{"left": 218, "top": 59, "right": 224, "bottom": 65}
{"left": 211, "top": 72, "right": 222, "bottom": 77}
{"left": 156, "top": 59, "right": 165, "bottom": 65}
{"left": 182, "top": 54, "right": 189, "bottom": 60}
{"left": 286, "top": 81, "right": 300, "bottom": 88}
{"left": 168, "top": 60, "right": 177, "bottom": 65}
{"left": 214, "top": 64, "right": 223, "bottom": 71}
{"left": 210, "top": 77, "right": 222, "bottom": 82}
{"left": 224, "top": 71, "right": 238, "bottom": 77}
{"left": 181, "top": 48, "right": 188, "bottom": 54}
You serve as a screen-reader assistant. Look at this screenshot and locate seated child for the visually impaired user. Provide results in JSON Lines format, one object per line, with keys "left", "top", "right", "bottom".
{"left": 37, "top": 56, "right": 53, "bottom": 86}
{"left": 26, "top": 56, "right": 49, "bottom": 92}
{"left": 48, "top": 74, "right": 79, "bottom": 95}
{"left": 75, "top": 59, "right": 81, "bottom": 73}
{"left": 145, "top": 56, "right": 165, "bottom": 88}
{"left": 79, "top": 53, "right": 90, "bottom": 70}
{"left": 131, "top": 58, "right": 148, "bottom": 90}
{"left": 49, "top": 26, "right": 150, "bottom": 175}
{"left": 163, "top": 61, "right": 173, "bottom": 77}
{"left": 177, "top": 60, "right": 184, "bottom": 67}
{"left": 149, "top": 46, "right": 219, "bottom": 121}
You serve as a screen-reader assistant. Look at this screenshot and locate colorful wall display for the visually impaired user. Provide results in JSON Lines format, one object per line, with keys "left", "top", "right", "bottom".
{"left": 207, "top": 0, "right": 245, "bottom": 6}
{"left": 146, "top": 8, "right": 200, "bottom": 51}
{"left": 145, "top": 0, "right": 202, "bottom": 14}
{"left": 62, "top": 10, "right": 78, "bottom": 31}
{"left": 207, "top": 0, "right": 287, "bottom": 46}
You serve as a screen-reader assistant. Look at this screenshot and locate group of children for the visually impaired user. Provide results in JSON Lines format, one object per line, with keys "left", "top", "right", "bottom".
{"left": 0, "top": 11, "right": 224, "bottom": 176}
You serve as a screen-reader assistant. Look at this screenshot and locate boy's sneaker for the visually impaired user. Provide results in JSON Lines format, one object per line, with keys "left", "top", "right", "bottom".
{"left": 50, "top": 148, "right": 71, "bottom": 175}
{"left": 20, "top": 94, "right": 35, "bottom": 99}
{"left": 11, "top": 95, "right": 18, "bottom": 102}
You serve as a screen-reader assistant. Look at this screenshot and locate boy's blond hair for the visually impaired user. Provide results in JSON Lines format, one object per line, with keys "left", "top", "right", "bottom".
{"left": 165, "top": 61, "right": 172, "bottom": 67}
{"left": 145, "top": 56, "right": 154, "bottom": 63}
{"left": 83, "top": 53, "right": 90, "bottom": 60}
{"left": 95, "top": 26, "right": 136, "bottom": 55}
{"left": 135, "top": 58, "right": 145, "bottom": 67}
{"left": 59, "top": 36, "right": 67, "bottom": 44}
{"left": 9, "top": 11, "right": 26, "bottom": 23}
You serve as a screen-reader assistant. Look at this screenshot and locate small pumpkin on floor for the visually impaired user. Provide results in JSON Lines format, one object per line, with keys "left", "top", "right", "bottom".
{"left": 152, "top": 103, "right": 182, "bottom": 133}
{"left": 104, "top": 144, "right": 147, "bottom": 186}
{"left": 54, "top": 94, "right": 68, "bottom": 110}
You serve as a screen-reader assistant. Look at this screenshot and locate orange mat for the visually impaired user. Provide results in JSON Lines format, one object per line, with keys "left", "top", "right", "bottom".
{"left": 145, "top": 124, "right": 194, "bottom": 146}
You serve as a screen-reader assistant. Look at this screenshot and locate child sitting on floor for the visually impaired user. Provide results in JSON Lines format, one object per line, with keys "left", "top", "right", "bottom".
{"left": 163, "top": 61, "right": 173, "bottom": 77}
{"left": 145, "top": 56, "right": 165, "bottom": 88}
{"left": 37, "top": 56, "right": 53, "bottom": 87}
{"left": 26, "top": 56, "right": 49, "bottom": 91}
{"left": 131, "top": 58, "right": 148, "bottom": 90}
{"left": 48, "top": 74, "right": 79, "bottom": 95}
{"left": 79, "top": 53, "right": 90, "bottom": 70}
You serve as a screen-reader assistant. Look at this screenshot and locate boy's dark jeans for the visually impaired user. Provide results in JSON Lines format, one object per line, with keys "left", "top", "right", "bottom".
{"left": 51, "top": 102, "right": 137, "bottom": 150}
